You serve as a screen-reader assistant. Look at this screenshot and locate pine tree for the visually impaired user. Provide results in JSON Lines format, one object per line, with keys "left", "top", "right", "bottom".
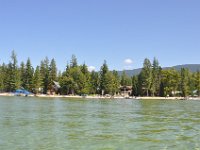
{"left": 68, "top": 67, "right": 87, "bottom": 95}
{"left": 99, "top": 60, "right": 109, "bottom": 95}
{"left": 80, "top": 63, "right": 90, "bottom": 94}
{"left": 24, "top": 58, "right": 34, "bottom": 91}
{"left": 80, "top": 63, "right": 89, "bottom": 75}
{"left": 188, "top": 72, "right": 196, "bottom": 96}
{"left": 7, "top": 51, "right": 21, "bottom": 91}
{"left": 60, "top": 76, "right": 76, "bottom": 95}
{"left": 40, "top": 57, "right": 49, "bottom": 94}
{"left": 20, "top": 61, "right": 26, "bottom": 88}
{"left": 180, "top": 68, "right": 190, "bottom": 97}
{"left": 151, "top": 58, "right": 161, "bottom": 96}
{"left": 195, "top": 71, "right": 200, "bottom": 96}
{"left": 120, "top": 71, "right": 132, "bottom": 86}
{"left": 70, "top": 55, "right": 78, "bottom": 68}
{"left": 141, "top": 58, "right": 152, "bottom": 96}
{"left": 33, "top": 66, "right": 42, "bottom": 94}
{"left": 132, "top": 75, "right": 138, "bottom": 96}
{"left": 49, "top": 58, "right": 57, "bottom": 91}
{"left": 65, "top": 62, "right": 70, "bottom": 73}
{"left": 104, "top": 71, "right": 115, "bottom": 95}
{"left": 57, "top": 70, "right": 62, "bottom": 86}
{"left": 161, "top": 69, "right": 180, "bottom": 97}
{"left": 138, "top": 69, "right": 145, "bottom": 96}
{"left": 112, "top": 70, "right": 120, "bottom": 95}
{"left": 2, "top": 64, "right": 9, "bottom": 91}
{"left": 0, "top": 64, "right": 4, "bottom": 91}
{"left": 90, "top": 71, "right": 99, "bottom": 94}
{"left": 0, "top": 63, "right": 8, "bottom": 92}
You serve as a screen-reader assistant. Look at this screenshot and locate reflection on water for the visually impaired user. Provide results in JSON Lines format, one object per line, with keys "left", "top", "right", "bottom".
{"left": 0, "top": 97, "right": 200, "bottom": 150}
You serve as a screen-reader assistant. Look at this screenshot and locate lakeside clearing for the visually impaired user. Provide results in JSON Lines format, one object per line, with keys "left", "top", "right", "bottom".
{"left": 0, "top": 92, "right": 199, "bottom": 100}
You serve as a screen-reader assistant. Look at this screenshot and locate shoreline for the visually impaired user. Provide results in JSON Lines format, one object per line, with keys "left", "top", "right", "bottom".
{"left": 0, "top": 92, "right": 200, "bottom": 100}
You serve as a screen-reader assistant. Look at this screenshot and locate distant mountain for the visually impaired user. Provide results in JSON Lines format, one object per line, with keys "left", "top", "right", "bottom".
{"left": 118, "top": 68, "right": 142, "bottom": 76}
{"left": 118, "top": 64, "right": 200, "bottom": 77}
{"left": 164, "top": 64, "right": 200, "bottom": 72}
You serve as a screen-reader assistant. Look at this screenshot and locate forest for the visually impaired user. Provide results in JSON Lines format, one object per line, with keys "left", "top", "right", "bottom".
{"left": 0, "top": 51, "right": 200, "bottom": 97}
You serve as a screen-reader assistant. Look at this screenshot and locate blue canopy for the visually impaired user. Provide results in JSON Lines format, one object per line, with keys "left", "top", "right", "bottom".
{"left": 15, "top": 89, "right": 32, "bottom": 95}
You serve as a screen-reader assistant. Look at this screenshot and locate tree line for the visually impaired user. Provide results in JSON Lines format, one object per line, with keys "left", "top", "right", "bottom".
{"left": 0, "top": 51, "right": 199, "bottom": 97}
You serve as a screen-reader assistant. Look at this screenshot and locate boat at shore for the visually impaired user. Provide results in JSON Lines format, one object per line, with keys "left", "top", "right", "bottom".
{"left": 14, "top": 89, "right": 33, "bottom": 97}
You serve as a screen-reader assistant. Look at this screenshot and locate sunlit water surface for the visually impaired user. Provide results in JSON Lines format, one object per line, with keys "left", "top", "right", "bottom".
{"left": 0, "top": 97, "right": 200, "bottom": 150}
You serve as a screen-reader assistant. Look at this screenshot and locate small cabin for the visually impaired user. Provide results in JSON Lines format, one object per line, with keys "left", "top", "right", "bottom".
{"left": 48, "top": 81, "right": 61, "bottom": 95}
{"left": 120, "top": 86, "right": 132, "bottom": 97}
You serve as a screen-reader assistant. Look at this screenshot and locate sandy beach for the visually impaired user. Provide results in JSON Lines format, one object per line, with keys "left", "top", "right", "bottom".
{"left": 0, "top": 92, "right": 199, "bottom": 100}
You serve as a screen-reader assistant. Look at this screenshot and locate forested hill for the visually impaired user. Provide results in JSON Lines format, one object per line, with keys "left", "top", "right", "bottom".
{"left": 118, "top": 64, "right": 200, "bottom": 76}
{"left": 164, "top": 64, "right": 200, "bottom": 72}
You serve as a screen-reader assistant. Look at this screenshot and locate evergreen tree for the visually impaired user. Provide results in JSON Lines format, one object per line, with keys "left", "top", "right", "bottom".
{"left": 40, "top": 60, "right": 45, "bottom": 91}
{"left": 188, "top": 72, "right": 196, "bottom": 96}
{"left": 67, "top": 67, "right": 87, "bottom": 95}
{"left": 24, "top": 58, "right": 34, "bottom": 91}
{"left": 180, "top": 68, "right": 190, "bottom": 97}
{"left": 80, "top": 63, "right": 90, "bottom": 94}
{"left": 101, "top": 71, "right": 120, "bottom": 95}
{"left": 20, "top": 61, "right": 26, "bottom": 88}
{"left": 104, "top": 71, "right": 115, "bottom": 95}
{"left": 90, "top": 71, "right": 99, "bottom": 94}
{"left": 151, "top": 58, "right": 161, "bottom": 96}
{"left": 159, "top": 81, "right": 165, "bottom": 97}
{"left": 33, "top": 66, "right": 42, "bottom": 94}
{"left": 40, "top": 57, "right": 49, "bottom": 94}
{"left": 161, "top": 69, "right": 180, "bottom": 96}
{"left": 2, "top": 64, "right": 9, "bottom": 91}
{"left": 138, "top": 69, "right": 145, "bottom": 96}
{"left": 80, "top": 63, "right": 89, "bottom": 75}
{"left": 0, "top": 64, "right": 4, "bottom": 92}
{"left": 49, "top": 58, "right": 57, "bottom": 92}
{"left": 70, "top": 55, "right": 78, "bottom": 68}
{"left": 0, "top": 63, "right": 8, "bottom": 92}
{"left": 80, "top": 63, "right": 90, "bottom": 83}
{"left": 112, "top": 70, "right": 120, "bottom": 95}
{"left": 60, "top": 76, "right": 76, "bottom": 95}
{"left": 141, "top": 58, "right": 152, "bottom": 96}
{"left": 132, "top": 75, "right": 138, "bottom": 96}
{"left": 120, "top": 71, "right": 132, "bottom": 86}
{"left": 57, "top": 70, "right": 62, "bottom": 82}
{"left": 7, "top": 51, "right": 21, "bottom": 91}
{"left": 99, "top": 60, "right": 109, "bottom": 95}
{"left": 195, "top": 71, "right": 200, "bottom": 96}
{"left": 65, "top": 62, "right": 70, "bottom": 73}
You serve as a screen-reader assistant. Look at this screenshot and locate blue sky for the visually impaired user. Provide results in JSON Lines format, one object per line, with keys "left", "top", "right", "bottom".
{"left": 0, "top": 0, "right": 200, "bottom": 71}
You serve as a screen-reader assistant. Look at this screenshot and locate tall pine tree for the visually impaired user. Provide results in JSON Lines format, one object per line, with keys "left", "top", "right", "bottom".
{"left": 49, "top": 58, "right": 57, "bottom": 91}
{"left": 180, "top": 68, "right": 190, "bottom": 97}
{"left": 20, "top": 61, "right": 26, "bottom": 88}
{"left": 132, "top": 75, "right": 139, "bottom": 96}
{"left": 195, "top": 71, "right": 200, "bottom": 96}
{"left": 151, "top": 58, "right": 161, "bottom": 96}
{"left": 33, "top": 66, "right": 42, "bottom": 94}
{"left": 99, "top": 60, "right": 109, "bottom": 95}
{"left": 24, "top": 58, "right": 34, "bottom": 91}
{"left": 90, "top": 71, "right": 99, "bottom": 94}
{"left": 141, "top": 58, "right": 152, "bottom": 96}
{"left": 7, "top": 51, "right": 21, "bottom": 91}
{"left": 40, "top": 57, "right": 49, "bottom": 94}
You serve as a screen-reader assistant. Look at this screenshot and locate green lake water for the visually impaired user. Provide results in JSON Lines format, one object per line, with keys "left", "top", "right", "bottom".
{"left": 0, "top": 97, "right": 200, "bottom": 150}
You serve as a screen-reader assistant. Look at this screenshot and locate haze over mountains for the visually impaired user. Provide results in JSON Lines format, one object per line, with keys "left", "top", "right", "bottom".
{"left": 118, "top": 64, "right": 200, "bottom": 76}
